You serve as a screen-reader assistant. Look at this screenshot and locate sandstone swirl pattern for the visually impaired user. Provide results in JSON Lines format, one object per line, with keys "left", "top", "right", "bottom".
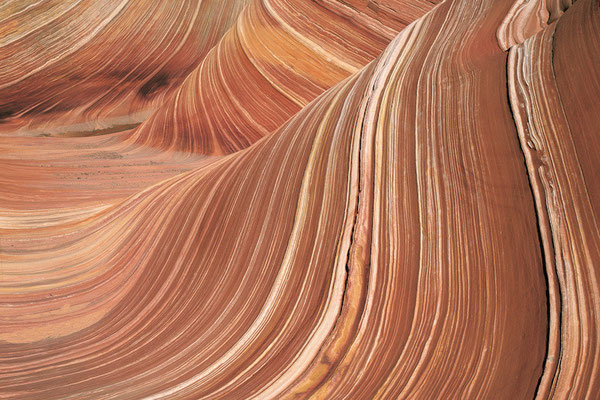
{"left": 0, "top": 0, "right": 598, "bottom": 399}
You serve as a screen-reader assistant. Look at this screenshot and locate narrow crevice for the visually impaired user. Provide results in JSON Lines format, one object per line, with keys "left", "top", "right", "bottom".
{"left": 338, "top": 97, "right": 368, "bottom": 315}
{"left": 300, "top": 85, "right": 372, "bottom": 398}
{"left": 504, "top": 50, "right": 560, "bottom": 399}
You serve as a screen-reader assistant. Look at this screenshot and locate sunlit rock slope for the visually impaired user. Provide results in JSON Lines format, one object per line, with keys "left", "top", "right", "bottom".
{"left": 1, "top": 0, "right": 599, "bottom": 398}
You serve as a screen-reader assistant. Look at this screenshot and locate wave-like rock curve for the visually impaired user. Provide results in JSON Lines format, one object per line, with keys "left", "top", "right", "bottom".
{"left": 1, "top": 0, "right": 599, "bottom": 398}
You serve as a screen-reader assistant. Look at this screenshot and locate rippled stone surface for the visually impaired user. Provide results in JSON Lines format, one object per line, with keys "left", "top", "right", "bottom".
{"left": 1, "top": 0, "right": 598, "bottom": 398}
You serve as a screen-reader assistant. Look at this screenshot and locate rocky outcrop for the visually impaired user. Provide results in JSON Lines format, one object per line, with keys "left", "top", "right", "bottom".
{"left": 0, "top": 0, "right": 248, "bottom": 136}
{"left": 1, "top": 0, "right": 599, "bottom": 398}
{"left": 128, "top": 0, "right": 439, "bottom": 154}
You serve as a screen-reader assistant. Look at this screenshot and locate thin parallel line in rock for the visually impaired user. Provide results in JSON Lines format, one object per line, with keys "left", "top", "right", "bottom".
{"left": 370, "top": 14, "right": 437, "bottom": 398}
{"left": 81, "top": 1, "right": 192, "bottom": 117}
{"left": 139, "top": 91, "right": 333, "bottom": 399}
{"left": 240, "top": 82, "right": 360, "bottom": 396}
{"left": 261, "top": 0, "right": 357, "bottom": 73}
{"left": 297, "top": 32, "right": 410, "bottom": 400}
{"left": 506, "top": 12, "right": 600, "bottom": 394}
{"left": 0, "top": 0, "right": 84, "bottom": 49}
{"left": 507, "top": 44, "right": 561, "bottom": 400}
{"left": 239, "top": 86, "right": 355, "bottom": 398}
{"left": 385, "top": 6, "right": 451, "bottom": 394}
{"left": 274, "top": 70, "right": 371, "bottom": 399}
{"left": 235, "top": 7, "right": 305, "bottom": 108}
{"left": 216, "top": 30, "right": 271, "bottom": 141}
{"left": 550, "top": 8, "right": 600, "bottom": 394}
{"left": 0, "top": 0, "right": 130, "bottom": 90}
{"left": 339, "top": 29, "right": 419, "bottom": 396}
{"left": 85, "top": 161, "right": 247, "bottom": 392}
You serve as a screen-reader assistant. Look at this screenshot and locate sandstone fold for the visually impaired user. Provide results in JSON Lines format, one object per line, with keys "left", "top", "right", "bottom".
{"left": 128, "top": 0, "right": 439, "bottom": 155}
{"left": 0, "top": 0, "right": 249, "bottom": 136}
{"left": 508, "top": 0, "right": 600, "bottom": 396}
{"left": 1, "top": 0, "right": 599, "bottom": 398}
{"left": 497, "top": 0, "right": 575, "bottom": 50}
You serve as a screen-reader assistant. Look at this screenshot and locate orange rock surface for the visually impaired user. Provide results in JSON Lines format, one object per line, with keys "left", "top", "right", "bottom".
{"left": 1, "top": 0, "right": 599, "bottom": 398}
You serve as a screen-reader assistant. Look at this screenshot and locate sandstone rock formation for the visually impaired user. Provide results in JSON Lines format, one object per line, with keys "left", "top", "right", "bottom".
{"left": 1, "top": 0, "right": 598, "bottom": 398}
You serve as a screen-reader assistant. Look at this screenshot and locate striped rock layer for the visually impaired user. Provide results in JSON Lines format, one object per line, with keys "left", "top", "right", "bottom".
{"left": 0, "top": 0, "right": 249, "bottom": 136}
{"left": 128, "top": 0, "right": 441, "bottom": 154}
{"left": 1, "top": 0, "right": 599, "bottom": 399}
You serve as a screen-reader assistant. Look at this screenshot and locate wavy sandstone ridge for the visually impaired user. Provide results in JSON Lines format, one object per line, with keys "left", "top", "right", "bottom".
{"left": 1, "top": 0, "right": 599, "bottom": 399}
{"left": 0, "top": 0, "right": 248, "bottom": 136}
{"left": 508, "top": 0, "right": 600, "bottom": 396}
{"left": 128, "top": 0, "right": 441, "bottom": 154}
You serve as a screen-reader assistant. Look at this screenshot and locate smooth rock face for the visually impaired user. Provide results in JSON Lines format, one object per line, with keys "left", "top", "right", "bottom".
{"left": 0, "top": 0, "right": 598, "bottom": 398}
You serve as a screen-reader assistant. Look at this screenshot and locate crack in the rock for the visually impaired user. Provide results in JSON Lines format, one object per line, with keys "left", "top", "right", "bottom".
{"left": 504, "top": 48, "right": 562, "bottom": 399}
